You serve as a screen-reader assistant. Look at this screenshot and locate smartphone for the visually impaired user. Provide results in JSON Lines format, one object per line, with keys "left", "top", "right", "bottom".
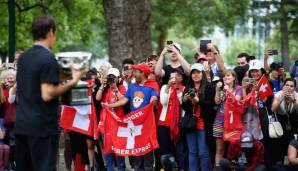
{"left": 271, "top": 50, "right": 278, "bottom": 55}
{"left": 166, "top": 40, "right": 173, "bottom": 45}
{"left": 200, "top": 40, "right": 211, "bottom": 54}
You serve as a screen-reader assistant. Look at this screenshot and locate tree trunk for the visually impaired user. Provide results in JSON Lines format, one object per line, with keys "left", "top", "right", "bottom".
{"left": 103, "top": 0, "right": 152, "bottom": 67}
{"left": 156, "top": 27, "right": 167, "bottom": 55}
{"left": 280, "top": 15, "right": 289, "bottom": 70}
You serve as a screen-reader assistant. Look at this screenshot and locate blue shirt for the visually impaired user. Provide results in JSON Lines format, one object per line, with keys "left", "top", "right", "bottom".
{"left": 270, "top": 79, "right": 283, "bottom": 94}
{"left": 125, "top": 83, "right": 158, "bottom": 112}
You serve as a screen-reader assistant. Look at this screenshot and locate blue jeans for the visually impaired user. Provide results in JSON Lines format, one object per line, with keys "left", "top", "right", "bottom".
{"left": 186, "top": 129, "right": 211, "bottom": 171}
{"left": 103, "top": 154, "right": 125, "bottom": 171}
{"left": 176, "top": 135, "right": 188, "bottom": 170}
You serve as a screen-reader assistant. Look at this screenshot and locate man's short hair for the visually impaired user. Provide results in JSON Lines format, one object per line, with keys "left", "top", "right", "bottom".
{"left": 122, "top": 58, "right": 134, "bottom": 66}
{"left": 31, "top": 15, "right": 56, "bottom": 40}
{"left": 237, "top": 52, "right": 250, "bottom": 61}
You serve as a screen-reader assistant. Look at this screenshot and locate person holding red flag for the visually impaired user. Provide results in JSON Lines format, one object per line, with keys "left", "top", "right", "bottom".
{"left": 158, "top": 68, "right": 185, "bottom": 170}
{"left": 96, "top": 68, "right": 126, "bottom": 171}
{"left": 213, "top": 70, "right": 243, "bottom": 166}
{"left": 243, "top": 59, "right": 277, "bottom": 169}
{"left": 102, "top": 63, "right": 158, "bottom": 171}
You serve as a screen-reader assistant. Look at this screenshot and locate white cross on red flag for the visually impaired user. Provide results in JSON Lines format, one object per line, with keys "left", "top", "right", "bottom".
{"left": 59, "top": 81, "right": 98, "bottom": 140}
{"left": 257, "top": 75, "right": 273, "bottom": 100}
{"left": 102, "top": 103, "right": 159, "bottom": 156}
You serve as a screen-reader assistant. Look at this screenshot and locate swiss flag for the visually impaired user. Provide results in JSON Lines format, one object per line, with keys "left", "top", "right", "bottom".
{"left": 257, "top": 75, "right": 273, "bottom": 100}
{"left": 60, "top": 83, "right": 98, "bottom": 139}
{"left": 102, "top": 103, "right": 159, "bottom": 156}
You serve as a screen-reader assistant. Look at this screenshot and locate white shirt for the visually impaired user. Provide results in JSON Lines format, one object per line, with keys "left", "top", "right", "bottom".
{"left": 159, "top": 85, "right": 184, "bottom": 121}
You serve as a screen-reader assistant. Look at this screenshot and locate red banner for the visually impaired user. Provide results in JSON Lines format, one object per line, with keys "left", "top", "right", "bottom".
{"left": 223, "top": 90, "right": 262, "bottom": 141}
{"left": 102, "top": 103, "right": 159, "bottom": 156}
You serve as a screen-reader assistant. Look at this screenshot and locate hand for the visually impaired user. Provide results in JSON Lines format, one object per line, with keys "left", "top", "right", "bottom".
{"left": 72, "top": 68, "right": 88, "bottom": 82}
{"left": 193, "top": 96, "right": 199, "bottom": 103}
{"left": 216, "top": 82, "right": 223, "bottom": 91}
{"left": 101, "top": 102, "right": 111, "bottom": 108}
{"left": 168, "top": 45, "right": 180, "bottom": 55}
{"left": 184, "top": 94, "right": 191, "bottom": 101}
{"left": 264, "top": 50, "right": 271, "bottom": 59}
{"left": 242, "top": 78, "right": 249, "bottom": 89}
{"left": 224, "top": 85, "right": 230, "bottom": 91}
{"left": 160, "top": 47, "right": 168, "bottom": 56}
{"left": 207, "top": 43, "right": 218, "bottom": 53}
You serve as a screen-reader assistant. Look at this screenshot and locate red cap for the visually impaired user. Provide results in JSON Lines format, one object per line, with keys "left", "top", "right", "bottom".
{"left": 132, "top": 64, "right": 150, "bottom": 76}
{"left": 196, "top": 56, "right": 208, "bottom": 63}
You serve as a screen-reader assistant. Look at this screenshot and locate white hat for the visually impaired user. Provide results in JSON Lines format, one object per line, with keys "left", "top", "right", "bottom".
{"left": 249, "top": 59, "right": 264, "bottom": 71}
{"left": 107, "top": 68, "right": 120, "bottom": 77}
{"left": 173, "top": 42, "right": 182, "bottom": 52}
{"left": 191, "top": 63, "right": 205, "bottom": 72}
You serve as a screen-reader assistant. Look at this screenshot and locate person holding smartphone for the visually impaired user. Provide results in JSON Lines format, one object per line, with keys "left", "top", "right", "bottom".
{"left": 158, "top": 68, "right": 185, "bottom": 170}
{"left": 271, "top": 78, "right": 298, "bottom": 165}
{"left": 155, "top": 41, "right": 191, "bottom": 86}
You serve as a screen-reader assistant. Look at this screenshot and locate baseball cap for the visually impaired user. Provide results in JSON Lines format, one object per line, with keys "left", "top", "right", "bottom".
{"left": 248, "top": 59, "right": 264, "bottom": 71}
{"left": 107, "top": 68, "right": 120, "bottom": 77}
{"left": 132, "top": 63, "right": 150, "bottom": 76}
{"left": 240, "top": 131, "right": 254, "bottom": 148}
{"left": 191, "top": 63, "right": 205, "bottom": 72}
{"left": 196, "top": 56, "right": 208, "bottom": 63}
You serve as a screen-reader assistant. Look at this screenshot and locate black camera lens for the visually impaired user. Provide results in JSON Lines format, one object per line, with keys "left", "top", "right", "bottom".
{"left": 123, "top": 66, "right": 129, "bottom": 71}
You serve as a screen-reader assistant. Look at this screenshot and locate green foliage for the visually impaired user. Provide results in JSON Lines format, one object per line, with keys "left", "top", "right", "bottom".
{"left": 0, "top": 0, "right": 106, "bottom": 57}
{"left": 150, "top": 0, "right": 250, "bottom": 41}
{"left": 265, "top": 29, "right": 298, "bottom": 62}
{"left": 223, "top": 34, "right": 258, "bottom": 66}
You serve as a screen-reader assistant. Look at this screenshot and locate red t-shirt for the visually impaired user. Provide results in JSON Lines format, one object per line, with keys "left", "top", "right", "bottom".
{"left": 102, "top": 85, "right": 126, "bottom": 117}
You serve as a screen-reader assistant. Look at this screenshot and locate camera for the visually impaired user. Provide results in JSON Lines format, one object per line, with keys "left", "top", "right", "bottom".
{"left": 166, "top": 40, "right": 173, "bottom": 45}
{"left": 123, "top": 66, "right": 130, "bottom": 71}
{"left": 187, "top": 88, "right": 196, "bottom": 98}
{"left": 106, "top": 75, "right": 115, "bottom": 85}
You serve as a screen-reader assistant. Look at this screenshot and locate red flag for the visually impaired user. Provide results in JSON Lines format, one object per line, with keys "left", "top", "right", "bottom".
{"left": 257, "top": 75, "right": 273, "bottom": 100}
{"left": 102, "top": 104, "right": 159, "bottom": 156}
{"left": 223, "top": 90, "right": 261, "bottom": 141}
{"left": 60, "top": 84, "right": 98, "bottom": 139}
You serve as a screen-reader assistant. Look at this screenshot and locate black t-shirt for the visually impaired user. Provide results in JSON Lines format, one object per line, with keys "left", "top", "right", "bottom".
{"left": 290, "top": 139, "right": 298, "bottom": 150}
{"left": 161, "top": 65, "right": 188, "bottom": 86}
{"left": 15, "top": 45, "right": 60, "bottom": 137}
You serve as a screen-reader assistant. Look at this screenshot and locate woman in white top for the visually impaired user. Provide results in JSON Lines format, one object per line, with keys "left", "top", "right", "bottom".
{"left": 158, "top": 68, "right": 185, "bottom": 170}
{"left": 272, "top": 78, "right": 298, "bottom": 164}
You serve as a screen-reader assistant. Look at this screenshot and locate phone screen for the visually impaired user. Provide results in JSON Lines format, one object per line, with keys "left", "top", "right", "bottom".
{"left": 200, "top": 40, "right": 211, "bottom": 53}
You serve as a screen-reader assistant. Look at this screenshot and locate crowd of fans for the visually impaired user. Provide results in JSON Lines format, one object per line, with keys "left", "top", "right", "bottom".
{"left": 1, "top": 17, "right": 298, "bottom": 171}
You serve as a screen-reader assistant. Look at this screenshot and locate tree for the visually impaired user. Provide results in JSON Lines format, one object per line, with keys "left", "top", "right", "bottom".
{"left": 0, "top": 0, "right": 105, "bottom": 60}
{"left": 250, "top": 0, "right": 298, "bottom": 70}
{"left": 103, "top": 0, "right": 152, "bottom": 67}
{"left": 150, "top": 0, "right": 250, "bottom": 54}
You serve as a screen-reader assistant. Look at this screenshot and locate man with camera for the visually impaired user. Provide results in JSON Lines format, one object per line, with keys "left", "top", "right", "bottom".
{"left": 15, "top": 15, "right": 86, "bottom": 171}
